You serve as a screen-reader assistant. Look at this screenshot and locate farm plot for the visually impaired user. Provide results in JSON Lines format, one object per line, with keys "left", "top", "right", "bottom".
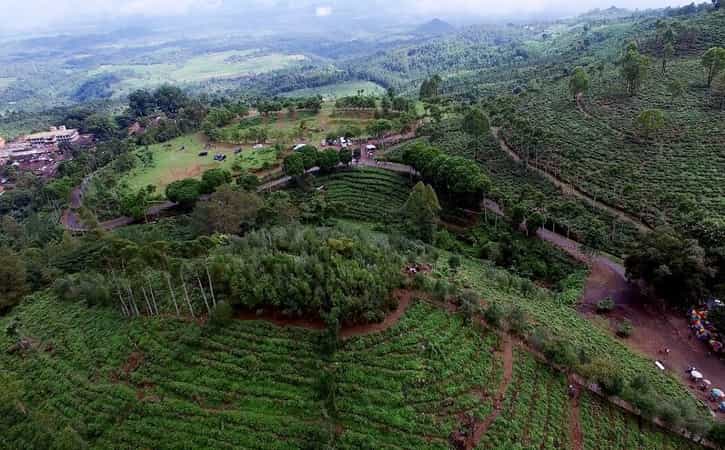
{"left": 1, "top": 295, "right": 503, "bottom": 449}
{"left": 579, "top": 392, "right": 704, "bottom": 450}
{"left": 335, "top": 302, "right": 503, "bottom": 449}
{"left": 425, "top": 124, "right": 641, "bottom": 257}
{"left": 121, "top": 133, "right": 278, "bottom": 193}
{"left": 477, "top": 350, "right": 571, "bottom": 449}
{"left": 311, "top": 168, "right": 413, "bottom": 222}
{"left": 454, "top": 255, "right": 705, "bottom": 414}
{"left": 509, "top": 56, "right": 725, "bottom": 228}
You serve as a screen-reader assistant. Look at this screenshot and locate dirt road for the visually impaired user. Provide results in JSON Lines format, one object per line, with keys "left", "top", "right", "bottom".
{"left": 491, "top": 127, "right": 652, "bottom": 233}
{"left": 536, "top": 228, "right": 725, "bottom": 402}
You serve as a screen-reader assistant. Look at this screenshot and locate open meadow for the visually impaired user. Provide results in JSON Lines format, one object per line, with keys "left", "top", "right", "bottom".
{"left": 122, "top": 134, "right": 279, "bottom": 193}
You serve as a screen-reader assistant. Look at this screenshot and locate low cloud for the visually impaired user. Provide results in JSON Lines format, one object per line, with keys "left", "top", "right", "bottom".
{"left": 2, "top": 0, "right": 699, "bottom": 33}
{"left": 315, "top": 6, "right": 333, "bottom": 17}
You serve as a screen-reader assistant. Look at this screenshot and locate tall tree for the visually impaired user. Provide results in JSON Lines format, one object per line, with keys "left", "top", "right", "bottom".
{"left": 401, "top": 182, "right": 441, "bottom": 243}
{"left": 634, "top": 109, "right": 666, "bottom": 139}
{"left": 568, "top": 66, "right": 590, "bottom": 100}
{"left": 462, "top": 107, "right": 490, "bottom": 160}
{"left": 283, "top": 153, "right": 305, "bottom": 178}
{"left": 620, "top": 42, "right": 650, "bottom": 96}
{"left": 662, "top": 42, "right": 675, "bottom": 74}
{"left": 635, "top": 109, "right": 665, "bottom": 138}
{"left": 702, "top": 47, "right": 725, "bottom": 87}
{"left": 0, "top": 248, "right": 27, "bottom": 313}
{"left": 625, "top": 228, "right": 714, "bottom": 307}
{"left": 165, "top": 178, "right": 202, "bottom": 208}
{"left": 192, "top": 185, "right": 263, "bottom": 235}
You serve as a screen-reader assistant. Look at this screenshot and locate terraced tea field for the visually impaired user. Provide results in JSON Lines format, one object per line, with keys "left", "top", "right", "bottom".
{"left": 312, "top": 168, "right": 413, "bottom": 222}
{"left": 0, "top": 296, "right": 500, "bottom": 449}
{"left": 454, "top": 254, "right": 704, "bottom": 411}
{"left": 0, "top": 290, "right": 706, "bottom": 449}
{"left": 580, "top": 392, "right": 704, "bottom": 450}
{"left": 476, "top": 350, "right": 571, "bottom": 449}
{"left": 507, "top": 56, "right": 725, "bottom": 229}
{"left": 423, "top": 127, "right": 641, "bottom": 256}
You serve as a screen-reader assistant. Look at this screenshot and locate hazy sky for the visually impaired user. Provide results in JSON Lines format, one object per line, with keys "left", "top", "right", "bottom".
{"left": 1, "top": 0, "right": 697, "bottom": 32}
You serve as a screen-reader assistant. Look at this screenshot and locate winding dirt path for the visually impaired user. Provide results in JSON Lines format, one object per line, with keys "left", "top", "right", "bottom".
{"left": 465, "top": 335, "right": 514, "bottom": 450}
{"left": 491, "top": 127, "right": 652, "bottom": 233}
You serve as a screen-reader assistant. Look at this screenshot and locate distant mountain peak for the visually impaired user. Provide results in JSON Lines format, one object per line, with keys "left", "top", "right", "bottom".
{"left": 415, "top": 18, "right": 456, "bottom": 36}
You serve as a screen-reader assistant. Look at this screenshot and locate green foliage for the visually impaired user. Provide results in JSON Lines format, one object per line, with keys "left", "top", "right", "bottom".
{"left": 338, "top": 148, "right": 352, "bottom": 166}
{"left": 402, "top": 142, "right": 490, "bottom": 207}
{"left": 317, "top": 149, "right": 340, "bottom": 173}
{"left": 620, "top": 42, "right": 650, "bottom": 96}
{"left": 214, "top": 226, "right": 404, "bottom": 324}
{"left": 165, "top": 178, "right": 202, "bottom": 208}
{"left": 711, "top": 71, "right": 725, "bottom": 109}
{"left": 400, "top": 182, "right": 441, "bottom": 243}
{"left": 192, "top": 185, "right": 263, "bottom": 235}
{"left": 284, "top": 153, "right": 305, "bottom": 177}
{"left": 625, "top": 228, "right": 715, "bottom": 307}
{"left": 702, "top": 46, "right": 725, "bottom": 86}
{"left": 634, "top": 109, "right": 666, "bottom": 138}
{"left": 200, "top": 168, "right": 232, "bottom": 194}
{"left": 0, "top": 248, "right": 27, "bottom": 314}
{"left": 236, "top": 171, "right": 260, "bottom": 191}
{"left": 52, "top": 272, "right": 112, "bottom": 307}
{"left": 616, "top": 319, "right": 634, "bottom": 338}
{"left": 483, "top": 302, "right": 504, "bottom": 328}
{"left": 596, "top": 297, "right": 615, "bottom": 314}
{"left": 569, "top": 66, "right": 590, "bottom": 99}
{"left": 297, "top": 145, "right": 319, "bottom": 170}
{"left": 419, "top": 75, "right": 442, "bottom": 101}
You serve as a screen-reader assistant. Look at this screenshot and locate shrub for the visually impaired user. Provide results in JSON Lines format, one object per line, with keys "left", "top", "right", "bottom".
{"left": 596, "top": 297, "right": 615, "bottom": 314}
{"left": 208, "top": 301, "right": 234, "bottom": 328}
{"left": 200, "top": 168, "right": 232, "bottom": 194}
{"left": 630, "top": 392, "right": 657, "bottom": 419}
{"left": 585, "top": 358, "right": 624, "bottom": 397}
{"left": 542, "top": 339, "right": 577, "bottom": 368}
{"left": 432, "top": 279, "right": 450, "bottom": 301}
{"left": 506, "top": 306, "right": 529, "bottom": 336}
{"left": 166, "top": 178, "right": 202, "bottom": 207}
{"left": 52, "top": 273, "right": 112, "bottom": 307}
{"left": 657, "top": 403, "right": 683, "bottom": 430}
{"left": 459, "top": 289, "right": 480, "bottom": 324}
{"left": 616, "top": 319, "right": 633, "bottom": 338}
{"left": 708, "top": 423, "right": 725, "bottom": 448}
{"left": 447, "top": 254, "right": 462, "bottom": 272}
{"left": 483, "top": 302, "right": 504, "bottom": 328}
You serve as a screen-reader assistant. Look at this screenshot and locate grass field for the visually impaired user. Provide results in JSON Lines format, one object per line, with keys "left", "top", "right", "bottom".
{"left": 281, "top": 81, "right": 387, "bottom": 100}
{"left": 88, "top": 50, "right": 307, "bottom": 97}
{"left": 214, "top": 103, "right": 376, "bottom": 147}
{"left": 122, "top": 133, "right": 279, "bottom": 193}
